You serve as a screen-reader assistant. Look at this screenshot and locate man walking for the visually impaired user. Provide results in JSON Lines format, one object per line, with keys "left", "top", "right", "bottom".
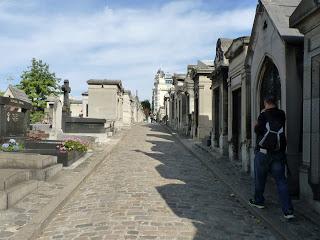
{"left": 249, "top": 96, "right": 294, "bottom": 219}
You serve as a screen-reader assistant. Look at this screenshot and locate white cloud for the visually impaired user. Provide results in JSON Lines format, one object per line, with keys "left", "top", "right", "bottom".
{"left": 0, "top": 0, "right": 255, "bottom": 100}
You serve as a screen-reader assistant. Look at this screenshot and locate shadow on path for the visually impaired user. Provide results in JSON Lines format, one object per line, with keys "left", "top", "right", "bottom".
{"left": 135, "top": 124, "right": 275, "bottom": 240}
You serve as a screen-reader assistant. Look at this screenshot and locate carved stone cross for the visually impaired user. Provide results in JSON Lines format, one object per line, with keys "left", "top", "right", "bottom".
{"left": 61, "top": 79, "right": 71, "bottom": 108}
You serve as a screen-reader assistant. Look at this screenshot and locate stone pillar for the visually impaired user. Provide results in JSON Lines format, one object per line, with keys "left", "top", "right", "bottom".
{"left": 227, "top": 79, "right": 233, "bottom": 161}
{"left": 241, "top": 69, "right": 251, "bottom": 172}
{"left": 211, "top": 85, "right": 221, "bottom": 149}
{"left": 307, "top": 55, "right": 320, "bottom": 199}
{"left": 219, "top": 83, "right": 228, "bottom": 155}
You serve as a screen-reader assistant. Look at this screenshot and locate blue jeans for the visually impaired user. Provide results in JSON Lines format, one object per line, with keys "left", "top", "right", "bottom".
{"left": 254, "top": 151, "right": 293, "bottom": 213}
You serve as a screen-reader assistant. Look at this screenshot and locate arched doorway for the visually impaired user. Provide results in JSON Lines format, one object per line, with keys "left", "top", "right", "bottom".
{"left": 259, "top": 57, "right": 281, "bottom": 110}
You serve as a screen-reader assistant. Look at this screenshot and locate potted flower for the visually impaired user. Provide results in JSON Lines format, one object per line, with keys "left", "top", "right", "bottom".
{"left": 1, "top": 139, "right": 24, "bottom": 152}
{"left": 55, "top": 139, "right": 89, "bottom": 166}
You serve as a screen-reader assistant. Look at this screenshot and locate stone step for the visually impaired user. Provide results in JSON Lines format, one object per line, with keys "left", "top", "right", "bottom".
{"left": 29, "top": 163, "right": 63, "bottom": 181}
{"left": 0, "top": 153, "right": 57, "bottom": 169}
{"left": 0, "top": 180, "right": 38, "bottom": 210}
{"left": 0, "top": 169, "right": 30, "bottom": 191}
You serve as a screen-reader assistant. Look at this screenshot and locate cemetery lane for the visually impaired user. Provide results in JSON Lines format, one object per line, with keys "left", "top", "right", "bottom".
{"left": 37, "top": 124, "right": 276, "bottom": 240}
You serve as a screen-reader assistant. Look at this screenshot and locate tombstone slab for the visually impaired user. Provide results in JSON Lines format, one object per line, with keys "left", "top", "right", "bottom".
{"left": 0, "top": 96, "right": 31, "bottom": 142}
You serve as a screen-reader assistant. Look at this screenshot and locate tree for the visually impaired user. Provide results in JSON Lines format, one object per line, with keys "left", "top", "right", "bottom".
{"left": 18, "top": 58, "right": 61, "bottom": 110}
{"left": 18, "top": 58, "right": 61, "bottom": 123}
{"left": 141, "top": 100, "right": 151, "bottom": 118}
{"left": 0, "top": 91, "right": 4, "bottom": 96}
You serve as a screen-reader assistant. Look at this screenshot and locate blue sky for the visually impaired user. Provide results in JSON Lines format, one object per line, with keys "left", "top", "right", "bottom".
{"left": 0, "top": 0, "right": 257, "bottom": 100}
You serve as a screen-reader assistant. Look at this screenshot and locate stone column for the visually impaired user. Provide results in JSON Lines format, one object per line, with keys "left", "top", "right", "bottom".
{"left": 227, "top": 79, "right": 233, "bottom": 161}
{"left": 308, "top": 55, "right": 320, "bottom": 199}
{"left": 219, "top": 82, "right": 228, "bottom": 155}
{"left": 241, "top": 69, "right": 251, "bottom": 172}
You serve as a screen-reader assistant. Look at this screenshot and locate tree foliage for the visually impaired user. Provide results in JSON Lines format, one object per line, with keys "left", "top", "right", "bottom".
{"left": 18, "top": 58, "right": 61, "bottom": 110}
{"left": 141, "top": 100, "right": 151, "bottom": 117}
{"left": 0, "top": 91, "right": 4, "bottom": 96}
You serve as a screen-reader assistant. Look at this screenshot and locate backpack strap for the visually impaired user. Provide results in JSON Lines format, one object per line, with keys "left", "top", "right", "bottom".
{"left": 258, "top": 122, "right": 270, "bottom": 147}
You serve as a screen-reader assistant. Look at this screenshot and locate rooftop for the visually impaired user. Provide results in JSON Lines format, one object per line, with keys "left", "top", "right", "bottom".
{"left": 260, "top": 0, "right": 303, "bottom": 39}
{"left": 6, "top": 85, "right": 32, "bottom": 104}
{"left": 87, "top": 79, "right": 122, "bottom": 87}
{"left": 290, "top": 0, "right": 320, "bottom": 27}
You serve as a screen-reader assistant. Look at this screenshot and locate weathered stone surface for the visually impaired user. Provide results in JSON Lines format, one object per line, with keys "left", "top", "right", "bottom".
{"left": 0, "top": 169, "right": 29, "bottom": 191}
{"left": 6, "top": 180, "right": 38, "bottom": 208}
{"left": 0, "top": 153, "right": 57, "bottom": 169}
{"left": 0, "top": 191, "right": 7, "bottom": 210}
{"left": 29, "top": 164, "right": 63, "bottom": 181}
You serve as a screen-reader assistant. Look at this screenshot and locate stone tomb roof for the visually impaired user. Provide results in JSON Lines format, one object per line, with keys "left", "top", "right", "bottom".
{"left": 214, "top": 38, "right": 233, "bottom": 68}
{"left": 290, "top": 0, "right": 320, "bottom": 28}
{"left": 87, "top": 79, "right": 123, "bottom": 90}
{"left": 225, "top": 36, "right": 250, "bottom": 60}
{"left": 5, "top": 85, "right": 32, "bottom": 104}
{"left": 195, "top": 60, "right": 215, "bottom": 74}
{"left": 260, "top": 0, "right": 303, "bottom": 39}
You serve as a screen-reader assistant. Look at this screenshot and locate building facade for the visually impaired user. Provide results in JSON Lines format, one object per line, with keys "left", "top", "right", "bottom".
{"left": 225, "top": 36, "right": 251, "bottom": 171}
{"left": 87, "top": 79, "right": 124, "bottom": 130}
{"left": 123, "top": 90, "right": 133, "bottom": 127}
{"left": 81, "top": 91, "right": 89, "bottom": 118}
{"left": 290, "top": 0, "right": 320, "bottom": 212}
{"left": 246, "top": 0, "right": 304, "bottom": 197}
{"left": 172, "top": 74, "right": 187, "bottom": 132}
{"left": 191, "top": 61, "right": 214, "bottom": 142}
{"left": 152, "top": 69, "right": 173, "bottom": 121}
{"left": 212, "top": 39, "right": 233, "bottom": 155}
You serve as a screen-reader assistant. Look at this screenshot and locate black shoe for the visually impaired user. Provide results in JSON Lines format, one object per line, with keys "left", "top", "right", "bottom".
{"left": 249, "top": 199, "right": 265, "bottom": 209}
{"left": 284, "top": 210, "right": 295, "bottom": 219}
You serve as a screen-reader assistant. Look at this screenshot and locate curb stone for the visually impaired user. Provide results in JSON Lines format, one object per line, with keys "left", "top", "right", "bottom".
{"left": 11, "top": 131, "right": 128, "bottom": 240}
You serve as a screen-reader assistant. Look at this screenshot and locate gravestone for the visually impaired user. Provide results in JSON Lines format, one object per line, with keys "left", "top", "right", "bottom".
{"left": 0, "top": 96, "right": 32, "bottom": 142}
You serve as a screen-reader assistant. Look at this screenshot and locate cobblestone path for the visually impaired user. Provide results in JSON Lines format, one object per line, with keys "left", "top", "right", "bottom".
{"left": 37, "top": 124, "right": 277, "bottom": 240}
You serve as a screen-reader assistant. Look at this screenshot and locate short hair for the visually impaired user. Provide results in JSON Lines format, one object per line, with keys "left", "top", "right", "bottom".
{"left": 264, "top": 95, "right": 277, "bottom": 105}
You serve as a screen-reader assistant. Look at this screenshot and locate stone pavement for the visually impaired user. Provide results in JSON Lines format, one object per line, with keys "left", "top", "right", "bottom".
{"left": 0, "top": 133, "right": 124, "bottom": 240}
{"left": 37, "top": 124, "right": 278, "bottom": 240}
{"left": 166, "top": 126, "right": 320, "bottom": 240}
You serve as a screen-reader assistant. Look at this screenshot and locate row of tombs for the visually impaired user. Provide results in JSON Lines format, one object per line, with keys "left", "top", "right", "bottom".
{"left": 0, "top": 79, "right": 145, "bottom": 210}
{"left": 159, "top": 0, "right": 320, "bottom": 214}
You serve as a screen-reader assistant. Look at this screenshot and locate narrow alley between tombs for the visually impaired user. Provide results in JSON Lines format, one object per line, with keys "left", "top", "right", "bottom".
{"left": 37, "top": 125, "right": 276, "bottom": 240}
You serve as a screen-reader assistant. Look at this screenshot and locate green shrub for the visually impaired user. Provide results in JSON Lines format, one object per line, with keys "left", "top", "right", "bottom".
{"left": 63, "top": 140, "right": 88, "bottom": 152}
{"left": 31, "top": 111, "right": 45, "bottom": 123}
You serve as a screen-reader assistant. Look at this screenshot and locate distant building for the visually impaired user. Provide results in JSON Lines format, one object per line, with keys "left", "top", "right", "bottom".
{"left": 70, "top": 98, "right": 83, "bottom": 117}
{"left": 87, "top": 79, "right": 124, "bottom": 130}
{"left": 81, "top": 91, "right": 88, "bottom": 118}
{"left": 152, "top": 69, "right": 173, "bottom": 120}
{"left": 4, "top": 85, "right": 31, "bottom": 104}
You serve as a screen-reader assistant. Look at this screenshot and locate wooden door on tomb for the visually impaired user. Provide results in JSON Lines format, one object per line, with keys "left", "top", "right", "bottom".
{"left": 194, "top": 97, "right": 199, "bottom": 137}
{"left": 214, "top": 88, "right": 220, "bottom": 147}
{"left": 310, "top": 54, "right": 320, "bottom": 195}
{"left": 232, "top": 88, "right": 241, "bottom": 160}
